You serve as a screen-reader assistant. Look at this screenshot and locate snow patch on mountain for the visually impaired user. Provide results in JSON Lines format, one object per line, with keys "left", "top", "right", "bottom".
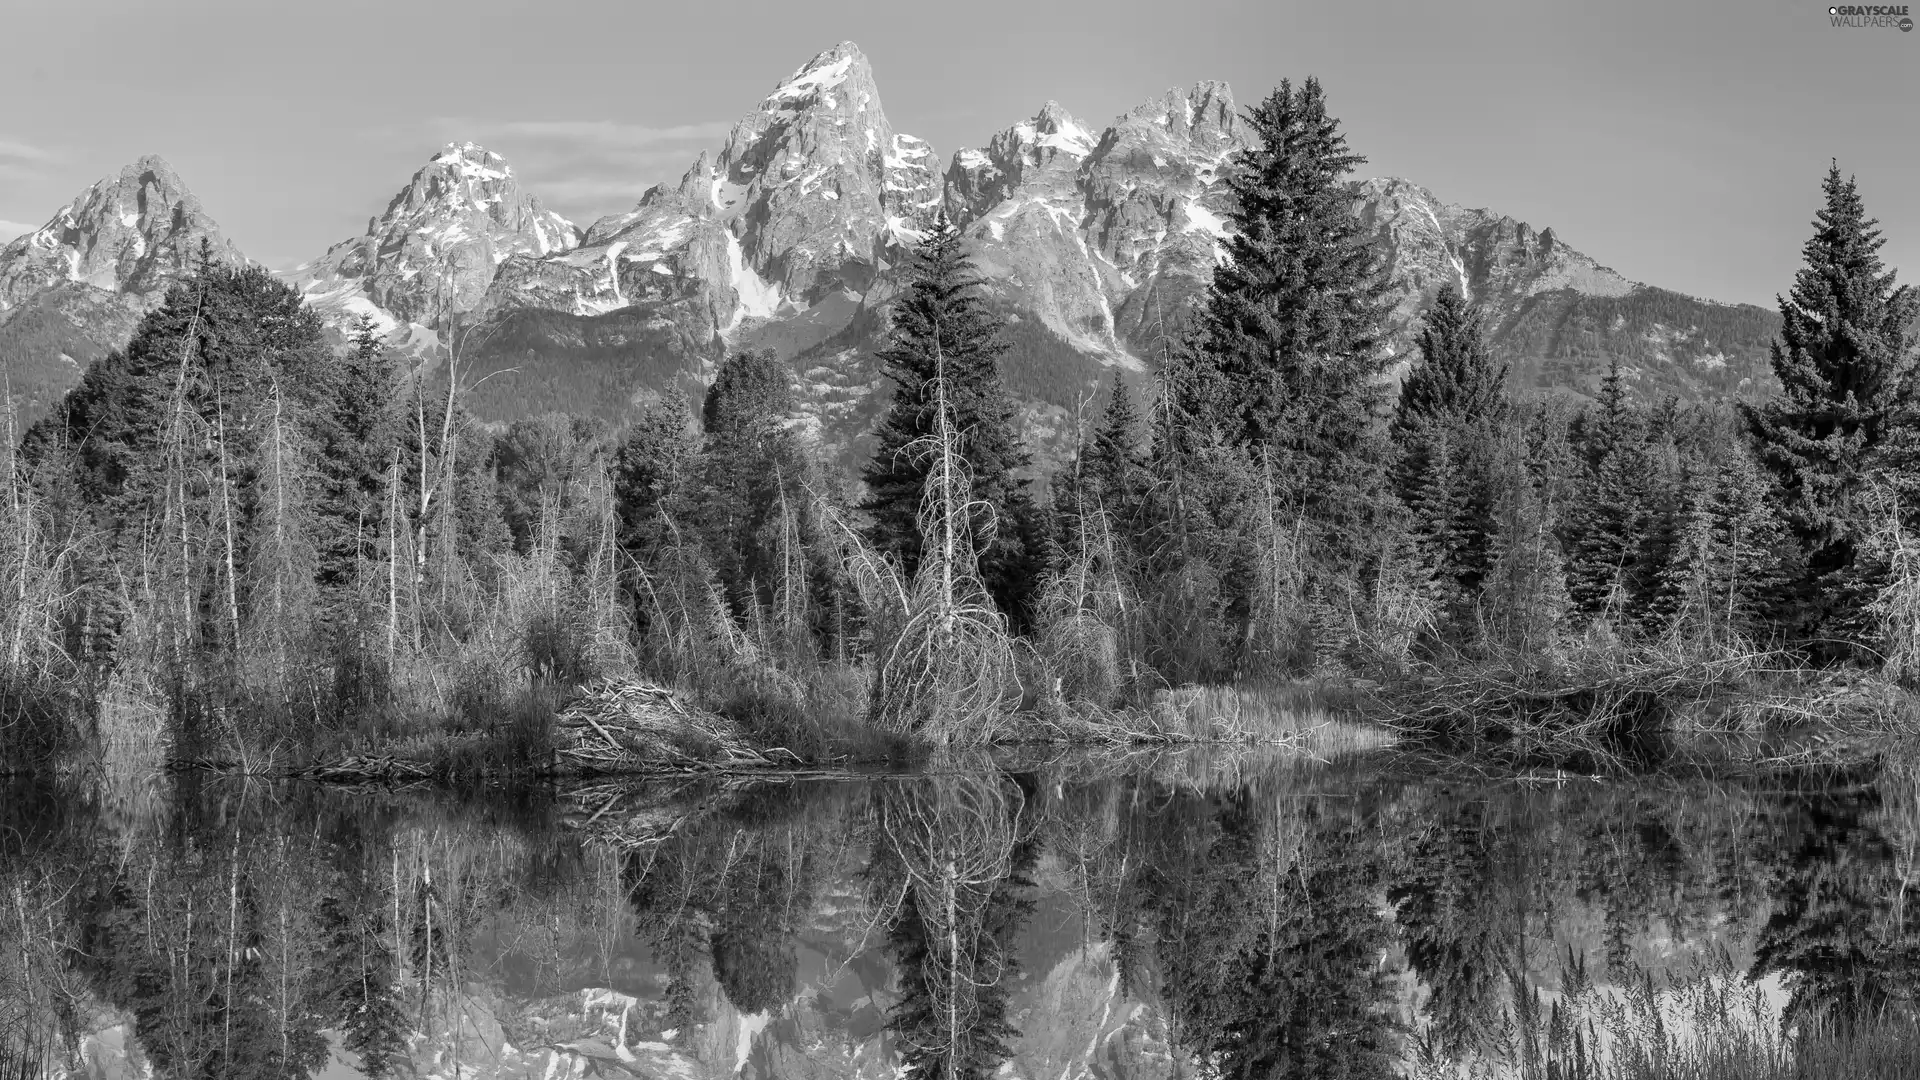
{"left": 769, "top": 54, "right": 854, "bottom": 103}
{"left": 726, "top": 229, "right": 785, "bottom": 326}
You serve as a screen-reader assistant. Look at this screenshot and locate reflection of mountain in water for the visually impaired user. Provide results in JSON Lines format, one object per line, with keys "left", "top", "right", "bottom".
{"left": 5, "top": 757, "right": 1920, "bottom": 1078}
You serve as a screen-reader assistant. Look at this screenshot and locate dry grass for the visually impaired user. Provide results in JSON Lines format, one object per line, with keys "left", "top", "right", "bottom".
{"left": 1012, "top": 678, "right": 1396, "bottom": 761}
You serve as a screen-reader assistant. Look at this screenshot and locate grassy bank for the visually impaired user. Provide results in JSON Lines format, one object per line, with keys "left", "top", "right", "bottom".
{"left": 1364, "top": 635, "right": 1920, "bottom": 771}
{"left": 17, "top": 633, "right": 1918, "bottom": 782}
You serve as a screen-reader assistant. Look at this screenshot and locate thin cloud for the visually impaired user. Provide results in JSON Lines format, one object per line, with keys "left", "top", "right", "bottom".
{"left": 487, "top": 119, "right": 735, "bottom": 146}
{"left": 0, "top": 137, "right": 55, "bottom": 165}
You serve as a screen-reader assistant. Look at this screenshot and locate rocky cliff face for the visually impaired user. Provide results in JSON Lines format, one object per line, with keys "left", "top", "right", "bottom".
{"left": 0, "top": 154, "right": 244, "bottom": 319}
{"left": 1354, "top": 178, "right": 1777, "bottom": 400}
{"left": 945, "top": 83, "right": 1253, "bottom": 366}
{"left": 1357, "top": 177, "right": 1637, "bottom": 346}
{"left": 0, "top": 155, "right": 248, "bottom": 429}
{"left": 291, "top": 142, "right": 579, "bottom": 333}
{"left": 478, "top": 43, "right": 937, "bottom": 343}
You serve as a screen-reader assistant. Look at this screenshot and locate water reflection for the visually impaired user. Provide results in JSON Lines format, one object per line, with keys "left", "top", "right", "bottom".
{"left": 3, "top": 754, "right": 1919, "bottom": 1078}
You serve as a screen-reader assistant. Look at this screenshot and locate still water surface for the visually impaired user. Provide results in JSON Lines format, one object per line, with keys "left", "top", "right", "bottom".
{"left": 4, "top": 747, "right": 1918, "bottom": 1078}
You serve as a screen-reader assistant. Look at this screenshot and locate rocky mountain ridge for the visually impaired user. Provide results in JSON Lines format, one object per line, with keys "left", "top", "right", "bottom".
{"left": 0, "top": 42, "right": 1781, "bottom": 456}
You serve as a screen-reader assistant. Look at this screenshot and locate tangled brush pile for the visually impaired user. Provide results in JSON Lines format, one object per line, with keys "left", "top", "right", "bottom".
{"left": 553, "top": 677, "right": 788, "bottom": 772}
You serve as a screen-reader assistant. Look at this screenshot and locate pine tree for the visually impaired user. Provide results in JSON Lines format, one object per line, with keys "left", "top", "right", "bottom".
{"left": 1082, "top": 377, "right": 1149, "bottom": 521}
{"left": 1562, "top": 361, "right": 1652, "bottom": 624}
{"left": 693, "top": 349, "right": 821, "bottom": 624}
{"left": 1642, "top": 436, "right": 1795, "bottom": 645}
{"left": 20, "top": 257, "right": 338, "bottom": 677}
{"left": 1395, "top": 282, "right": 1509, "bottom": 432}
{"left": 1480, "top": 435, "right": 1570, "bottom": 655}
{"left": 612, "top": 390, "right": 701, "bottom": 558}
{"left": 1202, "top": 76, "right": 1394, "bottom": 579}
{"left": 862, "top": 214, "right": 1036, "bottom": 617}
{"left": 493, "top": 412, "right": 610, "bottom": 555}
{"left": 1743, "top": 163, "right": 1919, "bottom": 647}
{"left": 1393, "top": 282, "right": 1509, "bottom": 620}
{"left": 317, "top": 315, "right": 398, "bottom": 592}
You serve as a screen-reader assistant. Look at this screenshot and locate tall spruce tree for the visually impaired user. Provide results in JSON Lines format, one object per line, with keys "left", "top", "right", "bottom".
{"left": 1743, "top": 163, "right": 1919, "bottom": 646}
{"left": 1394, "top": 283, "right": 1509, "bottom": 432}
{"left": 862, "top": 214, "right": 1036, "bottom": 617}
{"left": 317, "top": 315, "right": 398, "bottom": 591}
{"left": 694, "top": 349, "right": 823, "bottom": 622}
{"left": 1561, "top": 361, "right": 1654, "bottom": 624}
{"left": 1081, "top": 377, "right": 1150, "bottom": 522}
{"left": 612, "top": 390, "right": 701, "bottom": 557}
{"left": 1202, "top": 76, "right": 1394, "bottom": 577}
{"left": 1392, "top": 283, "right": 1508, "bottom": 616}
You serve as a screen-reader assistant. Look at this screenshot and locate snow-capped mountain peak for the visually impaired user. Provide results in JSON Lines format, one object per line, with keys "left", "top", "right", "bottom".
{"left": 479, "top": 39, "right": 937, "bottom": 344}
{"left": 0, "top": 154, "right": 244, "bottom": 317}
{"left": 291, "top": 142, "right": 578, "bottom": 334}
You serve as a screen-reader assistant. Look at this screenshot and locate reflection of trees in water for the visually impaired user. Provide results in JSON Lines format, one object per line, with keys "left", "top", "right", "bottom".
{"left": 2, "top": 778, "right": 574, "bottom": 1080}
{"left": 11, "top": 760, "right": 1920, "bottom": 1077}
{"left": 619, "top": 782, "right": 838, "bottom": 1027}
{"left": 1132, "top": 789, "right": 1398, "bottom": 1080}
{"left": 870, "top": 771, "right": 1038, "bottom": 1080}
{"left": 1751, "top": 775, "right": 1920, "bottom": 1032}
{"left": 1391, "top": 797, "right": 1513, "bottom": 1062}
{"left": 68, "top": 821, "right": 340, "bottom": 1077}
{"left": 1382, "top": 771, "right": 1920, "bottom": 1074}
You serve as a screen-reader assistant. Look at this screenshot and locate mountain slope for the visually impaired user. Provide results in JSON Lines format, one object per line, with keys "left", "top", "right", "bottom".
{"left": 0, "top": 155, "right": 246, "bottom": 428}
{"left": 1355, "top": 178, "right": 1779, "bottom": 402}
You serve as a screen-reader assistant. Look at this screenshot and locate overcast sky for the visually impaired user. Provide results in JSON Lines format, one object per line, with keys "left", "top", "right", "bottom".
{"left": 0, "top": 0, "right": 1913, "bottom": 307}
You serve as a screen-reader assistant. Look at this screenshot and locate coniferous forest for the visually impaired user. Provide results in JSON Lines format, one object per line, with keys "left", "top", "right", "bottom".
{"left": 2, "top": 75, "right": 1917, "bottom": 778}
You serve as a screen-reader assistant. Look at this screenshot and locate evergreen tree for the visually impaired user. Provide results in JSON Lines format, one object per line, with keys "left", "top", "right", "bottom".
{"left": 1743, "top": 163, "right": 1919, "bottom": 648}
{"left": 612, "top": 390, "right": 702, "bottom": 559}
{"left": 693, "top": 349, "right": 824, "bottom": 626}
{"left": 861, "top": 214, "right": 1036, "bottom": 617}
{"left": 1480, "top": 435, "right": 1570, "bottom": 654}
{"left": 316, "top": 315, "right": 399, "bottom": 591}
{"left": 1393, "top": 282, "right": 1510, "bottom": 433}
{"left": 19, "top": 255, "right": 338, "bottom": 677}
{"left": 493, "top": 412, "right": 610, "bottom": 555}
{"left": 1393, "top": 283, "right": 1508, "bottom": 621}
{"left": 1081, "top": 377, "right": 1150, "bottom": 523}
{"left": 1201, "top": 76, "right": 1394, "bottom": 578}
{"left": 1561, "top": 361, "right": 1654, "bottom": 624}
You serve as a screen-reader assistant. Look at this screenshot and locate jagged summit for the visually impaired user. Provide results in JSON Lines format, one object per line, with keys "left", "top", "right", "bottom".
{"left": 292, "top": 142, "right": 579, "bottom": 333}
{"left": 0, "top": 154, "right": 244, "bottom": 317}
{"left": 480, "top": 38, "right": 938, "bottom": 340}
{"left": 760, "top": 41, "right": 868, "bottom": 111}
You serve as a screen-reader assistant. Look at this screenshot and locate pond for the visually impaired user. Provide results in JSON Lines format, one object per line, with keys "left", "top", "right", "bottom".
{"left": 3, "top": 746, "right": 1919, "bottom": 1079}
